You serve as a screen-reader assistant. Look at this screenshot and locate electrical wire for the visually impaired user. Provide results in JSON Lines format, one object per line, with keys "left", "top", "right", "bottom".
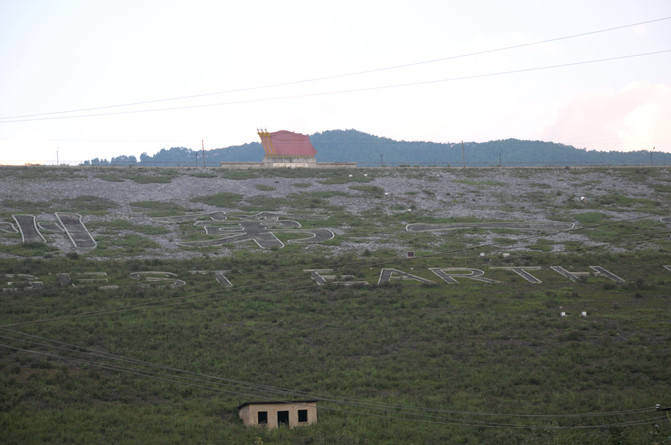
{"left": 1, "top": 49, "right": 670, "bottom": 124}
{"left": 2, "top": 169, "right": 669, "bottom": 431}
{"left": 0, "top": 333, "right": 662, "bottom": 429}
{"left": 1, "top": 16, "right": 668, "bottom": 122}
{"left": 1, "top": 218, "right": 668, "bottom": 429}
{"left": 0, "top": 347, "right": 662, "bottom": 430}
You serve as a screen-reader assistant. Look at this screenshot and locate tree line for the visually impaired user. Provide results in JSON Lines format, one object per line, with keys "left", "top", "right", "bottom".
{"left": 82, "top": 129, "right": 668, "bottom": 167}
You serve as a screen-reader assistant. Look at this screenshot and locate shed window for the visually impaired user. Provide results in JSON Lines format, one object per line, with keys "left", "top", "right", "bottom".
{"left": 257, "top": 411, "right": 268, "bottom": 424}
{"left": 298, "top": 409, "right": 308, "bottom": 423}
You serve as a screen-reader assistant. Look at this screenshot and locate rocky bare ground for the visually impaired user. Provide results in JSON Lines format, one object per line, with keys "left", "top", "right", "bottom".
{"left": 0, "top": 166, "right": 669, "bottom": 259}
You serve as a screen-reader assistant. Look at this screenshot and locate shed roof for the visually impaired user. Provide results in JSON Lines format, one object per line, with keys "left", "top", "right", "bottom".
{"left": 259, "top": 130, "right": 316, "bottom": 157}
{"left": 237, "top": 400, "right": 318, "bottom": 410}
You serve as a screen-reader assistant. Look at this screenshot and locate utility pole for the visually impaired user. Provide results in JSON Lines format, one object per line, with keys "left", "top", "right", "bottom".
{"left": 499, "top": 151, "right": 502, "bottom": 167}
{"left": 380, "top": 153, "right": 384, "bottom": 167}
{"left": 461, "top": 141, "right": 465, "bottom": 169}
{"left": 56, "top": 147, "right": 59, "bottom": 166}
{"left": 202, "top": 140, "right": 205, "bottom": 168}
{"left": 650, "top": 147, "right": 655, "bottom": 166}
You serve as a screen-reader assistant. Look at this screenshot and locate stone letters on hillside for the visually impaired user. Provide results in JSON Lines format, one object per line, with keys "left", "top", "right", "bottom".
{"left": 1, "top": 213, "right": 96, "bottom": 249}
{"left": 7, "top": 265, "right": 669, "bottom": 293}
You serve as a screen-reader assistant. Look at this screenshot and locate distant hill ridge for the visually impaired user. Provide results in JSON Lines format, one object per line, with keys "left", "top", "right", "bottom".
{"left": 84, "top": 129, "right": 668, "bottom": 167}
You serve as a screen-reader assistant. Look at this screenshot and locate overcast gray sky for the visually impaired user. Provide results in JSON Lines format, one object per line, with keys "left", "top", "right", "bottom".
{"left": 1, "top": 0, "right": 670, "bottom": 164}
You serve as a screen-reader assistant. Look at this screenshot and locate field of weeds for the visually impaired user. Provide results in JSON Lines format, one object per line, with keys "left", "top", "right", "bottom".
{"left": 1, "top": 166, "right": 670, "bottom": 443}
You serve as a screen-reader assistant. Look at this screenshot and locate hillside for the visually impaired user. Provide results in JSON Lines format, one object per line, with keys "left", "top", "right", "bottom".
{"left": 84, "top": 129, "right": 670, "bottom": 167}
{"left": 1, "top": 165, "right": 670, "bottom": 444}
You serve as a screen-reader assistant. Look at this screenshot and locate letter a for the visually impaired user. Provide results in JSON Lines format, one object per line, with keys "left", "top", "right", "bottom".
{"left": 378, "top": 268, "right": 435, "bottom": 285}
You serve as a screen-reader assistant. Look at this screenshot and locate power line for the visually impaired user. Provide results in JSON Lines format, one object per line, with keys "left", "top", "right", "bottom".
{"left": 1, "top": 49, "right": 668, "bottom": 123}
{"left": 0, "top": 332, "right": 662, "bottom": 429}
{"left": 1, "top": 16, "right": 668, "bottom": 122}
{"left": 0, "top": 344, "right": 662, "bottom": 429}
{"left": 3, "top": 339, "right": 656, "bottom": 429}
{"left": 1, "top": 226, "right": 668, "bottom": 428}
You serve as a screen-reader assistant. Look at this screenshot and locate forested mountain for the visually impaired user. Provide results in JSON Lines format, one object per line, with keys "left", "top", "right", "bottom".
{"left": 85, "top": 129, "right": 668, "bottom": 167}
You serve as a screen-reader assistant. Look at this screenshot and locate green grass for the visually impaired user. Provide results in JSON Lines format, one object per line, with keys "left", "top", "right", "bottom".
{"left": 349, "top": 185, "right": 385, "bottom": 197}
{"left": 1, "top": 199, "right": 53, "bottom": 214}
{"left": 0, "top": 242, "right": 60, "bottom": 257}
{"left": 651, "top": 183, "right": 671, "bottom": 193}
{"left": 90, "top": 219, "right": 171, "bottom": 236}
{"left": 527, "top": 238, "right": 555, "bottom": 252}
{"left": 452, "top": 179, "right": 507, "bottom": 188}
{"left": 2, "top": 196, "right": 117, "bottom": 216}
{"left": 574, "top": 212, "right": 612, "bottom": 225}
{"left": 241, "top": 195, "right": 286, "bottom": 210}
{"left": 2, "top": 166, "right": 671, "bottom": 443}
{"left": 0, "top": 252, "right": 669, "bottom": 443}
{"left": 96, "top": 168, "right": 179, "bottom": 184}
{"left": 291, "top": 182, "right": 312, "bottom": 188}
{"left": 222, "top": 170, "right": 261, "bottom": 180}
{"left": 130, "top": 201, "right": 190, "bottom": 217}
{"left": 93, "top": 234, "right": 162, "bottom": 257}
{"left": 188, "top": 172, "right": 218, "bottom": 179}
{"left": 59, "top": 196, "right": 118, "bottom": 214}
{"left": 242, "top": 191, "right": 347, "bottom": 212}
{"left": 95, "top": 173, "right": 126, "bottom": 182}
{"left": 0, "top": 166, "right": 86, "bottom": 181}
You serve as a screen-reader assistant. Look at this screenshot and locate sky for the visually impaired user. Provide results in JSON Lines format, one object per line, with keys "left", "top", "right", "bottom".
{"left": 1, "top": 0, "right": 670, "bottom": 165}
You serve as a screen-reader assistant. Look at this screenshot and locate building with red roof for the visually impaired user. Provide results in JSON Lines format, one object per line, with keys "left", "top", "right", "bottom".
{"left": 257, "top": 129, "right": 317, "bottom": 168}
{"left": 220, "top": 130, "right": 356, "bottom": 169}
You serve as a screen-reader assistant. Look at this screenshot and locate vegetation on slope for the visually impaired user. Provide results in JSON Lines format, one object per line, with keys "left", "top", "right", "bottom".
{"left": 1, "top": 166, "right": 670, "bottom": 443}
{"left": 1, "top": 250, "right": 670, "bottom": 443}
{"left": 83, "top": 129, "right": 671, "bottom": 167}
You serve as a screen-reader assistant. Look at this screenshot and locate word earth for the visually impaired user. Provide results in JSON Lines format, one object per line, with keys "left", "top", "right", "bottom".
{"left": 5, "top": 265, "right": 668, "bottom": 292}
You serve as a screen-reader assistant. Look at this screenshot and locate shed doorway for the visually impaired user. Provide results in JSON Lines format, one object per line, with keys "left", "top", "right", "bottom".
{"left": 277, "top": 410, "right": 289, "bottom": 426}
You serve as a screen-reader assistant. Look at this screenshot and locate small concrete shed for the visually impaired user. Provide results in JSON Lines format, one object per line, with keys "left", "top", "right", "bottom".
{"left": 237, "top": 400, "right": 318, "bottom": 428}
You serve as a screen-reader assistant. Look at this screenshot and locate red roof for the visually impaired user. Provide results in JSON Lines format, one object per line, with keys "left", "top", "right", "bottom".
{"left": 259, "top": 130, "right": 316, "bottom": 157}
